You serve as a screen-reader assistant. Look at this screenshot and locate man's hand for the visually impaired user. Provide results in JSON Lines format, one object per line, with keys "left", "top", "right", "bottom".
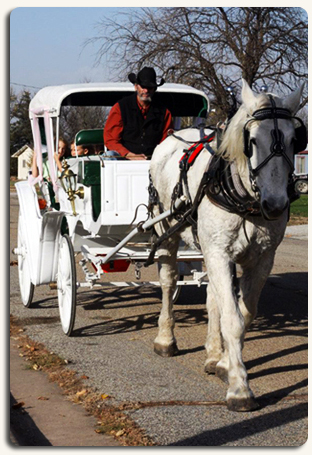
{"left": 125, "top": 152, "right": 147, "bottom": 160}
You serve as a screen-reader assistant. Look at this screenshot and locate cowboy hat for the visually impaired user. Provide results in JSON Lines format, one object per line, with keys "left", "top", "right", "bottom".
{"left": 128, "top": 67, "right": 165, "bottom": 88}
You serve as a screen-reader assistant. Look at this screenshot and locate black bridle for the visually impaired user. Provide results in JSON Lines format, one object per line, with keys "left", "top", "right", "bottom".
{"left": 243, "top": 95, "right": 307, "bottom": 182}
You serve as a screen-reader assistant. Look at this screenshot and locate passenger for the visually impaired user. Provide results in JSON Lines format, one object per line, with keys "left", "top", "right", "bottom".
{"left": 94, "top": 144, "right": 104, "bottom": 155}
{"left": 58, "top": 137, "right": 70, "bottom": 158}
{"left": 104, "top": 67, "right": 173, "bottom": 160}
{"left": 54, "top": 137, "right": 70, "bottom": 173}
{"left": 70, "top": 141, "right": 94, "bottom": 157}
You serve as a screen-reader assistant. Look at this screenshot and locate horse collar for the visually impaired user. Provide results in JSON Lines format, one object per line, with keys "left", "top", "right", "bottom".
{"left": 204, "top": 154, "right": 261, "bottom": 216}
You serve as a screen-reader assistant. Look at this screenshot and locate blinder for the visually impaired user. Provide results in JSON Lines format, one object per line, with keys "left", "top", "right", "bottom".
{"left": 243, "top": 96, "right": 307, "bottom": 171}
{"left": 294, "top": 120, "right": 307, "bottom": 154}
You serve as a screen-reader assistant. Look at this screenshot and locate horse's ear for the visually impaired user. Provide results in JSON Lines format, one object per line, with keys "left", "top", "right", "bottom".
{"left": 241, "top": 79, "right": 257, "bottom": 112}
{"left": 283, "top": 83, "right": 305, "bottom": 114}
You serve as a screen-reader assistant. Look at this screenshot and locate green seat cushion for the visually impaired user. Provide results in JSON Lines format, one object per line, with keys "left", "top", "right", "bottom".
{"left": 75, "top": 129, "right": 104, "bottom": 146}
{"left": 81, "top": 161, "right": 101, "bottom": 221}
{"left": 82, "top": 161, "right": 101, "bottom": 186}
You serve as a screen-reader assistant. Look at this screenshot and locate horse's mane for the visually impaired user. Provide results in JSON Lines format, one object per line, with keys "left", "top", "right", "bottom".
{"left": 217, "top": 92, "right": 277, "bottom": 171}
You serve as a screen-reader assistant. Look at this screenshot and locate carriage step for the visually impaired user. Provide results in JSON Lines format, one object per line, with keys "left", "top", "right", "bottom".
{"left": 12, "top": 247, "right": 25, "bottom": 257}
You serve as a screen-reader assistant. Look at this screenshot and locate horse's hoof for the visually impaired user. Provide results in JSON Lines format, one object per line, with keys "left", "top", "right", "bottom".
{"left": 154, "top": 342, "right": 179, "bottom": 357}
{"left": 227, "top": 396, "right": 259, "bottom": 412}
{"left": 204, "top": 361, "right": 218, "bottom": 374}
{"left": 216, "top": 366, "right": 229, "bottom": 384}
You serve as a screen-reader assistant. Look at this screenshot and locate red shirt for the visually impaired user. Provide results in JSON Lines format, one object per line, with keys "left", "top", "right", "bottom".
{"left": 104, "top": 98, "right": 173, "bottom": 157}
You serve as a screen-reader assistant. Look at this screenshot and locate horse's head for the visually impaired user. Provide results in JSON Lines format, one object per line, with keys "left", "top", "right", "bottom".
{"left": 241, "top": 80, "right": 306, "bottom": 220}
{"left": 219, "top": 80, "right": 306, "bottom": 220}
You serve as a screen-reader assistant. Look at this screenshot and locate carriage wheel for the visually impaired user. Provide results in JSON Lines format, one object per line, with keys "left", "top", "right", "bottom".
{"left": 295, "top": 179, "right": 308, "bottom": 194}
{"left": 172, "top": 275, "right": 183, "bottom": 304}
{"left": 17, "top": 215, "right": 35, "bottom": 308}
{"left": 57, "top": 234, "right": 76, "bottom": 336}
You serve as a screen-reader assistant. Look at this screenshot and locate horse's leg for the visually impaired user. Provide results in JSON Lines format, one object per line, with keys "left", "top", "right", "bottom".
{"left": 204, "top": 287, "right": 223, "bottom": 374}
{"left": 238, "top": 250, "right": 275, "bottom": 335}
{"left": 211, "top": 262, "right": 238, "bottom": 382}
{"left": 154, "top": 236, "right": 180, "bottom": 357}
{"left": 205, "top": 256, "right": 258, "bottom": 411}
{"left": 204, "top": 263, "right": 238, "bottom": 379}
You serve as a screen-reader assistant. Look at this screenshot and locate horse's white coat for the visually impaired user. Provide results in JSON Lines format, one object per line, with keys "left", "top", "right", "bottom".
{"left": 150, "top": 80, "right": 304, "bottom": 411}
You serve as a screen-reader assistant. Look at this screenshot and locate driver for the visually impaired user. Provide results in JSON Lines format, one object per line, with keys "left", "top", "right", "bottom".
{"left": 104, "top": 67, "right": 173, "bottom": 160}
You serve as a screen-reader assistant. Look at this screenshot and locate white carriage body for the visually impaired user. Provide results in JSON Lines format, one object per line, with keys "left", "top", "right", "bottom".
{"left": 59, "top": 158, "right": 151, "bottom": 236}
{"left": 15, "top": 82, "right": 210, "bottom": 324}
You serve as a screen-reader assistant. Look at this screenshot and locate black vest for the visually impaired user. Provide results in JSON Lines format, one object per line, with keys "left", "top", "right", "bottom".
{"left": 118, "top": 94, "right": 167, "bottom": 157}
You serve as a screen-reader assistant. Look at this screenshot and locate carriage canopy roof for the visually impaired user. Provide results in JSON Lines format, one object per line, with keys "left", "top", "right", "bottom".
{"left": 29, "top": 82, "right": 210, "bottom": 119}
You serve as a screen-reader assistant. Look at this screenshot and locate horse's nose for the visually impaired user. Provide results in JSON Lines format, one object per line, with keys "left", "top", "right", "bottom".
{"left": 261, "top": 196, "right": 288, "bottom": 220}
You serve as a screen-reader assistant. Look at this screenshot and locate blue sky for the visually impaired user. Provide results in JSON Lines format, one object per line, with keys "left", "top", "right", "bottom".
{"left": 10, "top": 7, "right": 139, "bottom": 94}
{"left": 9, "top": 4, "right": 310, "bottom": 97}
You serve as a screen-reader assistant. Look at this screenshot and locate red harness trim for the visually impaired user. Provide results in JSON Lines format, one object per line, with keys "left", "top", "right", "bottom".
{"left": 179, "top": 134, "right": 215, "bottom": 166}
{"left": 187, "top": 143, "right": 204, "bottom": 164}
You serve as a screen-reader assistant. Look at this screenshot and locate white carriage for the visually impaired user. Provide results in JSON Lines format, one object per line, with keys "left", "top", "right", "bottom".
{"left": 13, "top": 82, "right": 210, "bottom": 336}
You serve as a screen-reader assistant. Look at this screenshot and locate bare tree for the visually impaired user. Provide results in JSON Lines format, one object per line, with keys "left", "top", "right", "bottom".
{"left": 85, "top": 7, "right": 307, "bottom": 120}
{"left": 60, "top": 106, "right": 108, "bottom": 143}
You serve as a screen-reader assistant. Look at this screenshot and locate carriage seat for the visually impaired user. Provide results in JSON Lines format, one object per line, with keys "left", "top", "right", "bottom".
{"left": 75, "top": 128, "right": 104, "bottom": 154}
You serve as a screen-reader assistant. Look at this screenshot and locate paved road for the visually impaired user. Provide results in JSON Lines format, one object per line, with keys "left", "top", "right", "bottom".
{"left": 9, "top": 192, "right": 308, "bottom": 446}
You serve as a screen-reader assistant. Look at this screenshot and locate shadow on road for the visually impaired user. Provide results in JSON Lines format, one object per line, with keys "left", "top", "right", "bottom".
{"left": 73, "top": 271, "right": 307, "bottom": 339}
{"left": 168, "top": 402, "right": 307, "bottom": 446}
{"left": 10, "top": 393, "right": 52, "bottom": 446}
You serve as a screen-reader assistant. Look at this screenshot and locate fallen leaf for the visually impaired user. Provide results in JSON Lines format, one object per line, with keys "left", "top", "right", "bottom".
{"left": 32, "top": 364, "right": 40, "bottom": 370}
{"left": 116, "top": 430, "right": 125, "bottom": 437}
{"left": 12, "top": 402, "right": 25, "bottom": 409}
{"left": 101, "top": 394, "right": 110, "bottom": 400}
{"left": 76, "top": 389, "right": 88, "bottom": 397}
{"left": 37, "top": 396, "right": 49, "bottom": 401}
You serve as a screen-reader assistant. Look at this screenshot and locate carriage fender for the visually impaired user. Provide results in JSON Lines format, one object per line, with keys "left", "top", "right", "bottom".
{"left": 37, "top": 211, "right": 65, "bottom": 284}
{"left": 15, "top": 181, "right": 66, "bottom": 285}
{"left": 15, "top": 181, "right": 42, "bottom": 286}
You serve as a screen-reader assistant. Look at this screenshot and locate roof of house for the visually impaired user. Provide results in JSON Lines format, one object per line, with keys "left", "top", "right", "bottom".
{"left": 12, "top": 145, "right": 34, "bottom": 158}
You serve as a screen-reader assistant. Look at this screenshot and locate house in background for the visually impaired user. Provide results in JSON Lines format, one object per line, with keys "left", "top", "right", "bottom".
{"left": 294, "top": 145, "right": 308, "bottom": 194}
{"left": 12, "top": 145, "right": 34, "bottom": 180}
{"left": 294, "top": 146, "right": 308, "bottom": 174}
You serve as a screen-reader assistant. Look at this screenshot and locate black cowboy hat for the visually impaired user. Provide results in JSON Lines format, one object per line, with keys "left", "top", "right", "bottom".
{"left": 128, "top": 67, "right": 165, "bottom": 88}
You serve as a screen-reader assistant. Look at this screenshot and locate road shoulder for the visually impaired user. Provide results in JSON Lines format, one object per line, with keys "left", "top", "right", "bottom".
{"left": 9, "top": 342, "right": 121, "bottom": 447}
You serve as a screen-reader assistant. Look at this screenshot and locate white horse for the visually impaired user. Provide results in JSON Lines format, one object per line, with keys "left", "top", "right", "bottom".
{"left": 149, "top": 79, "right": 305, "bottom": 411}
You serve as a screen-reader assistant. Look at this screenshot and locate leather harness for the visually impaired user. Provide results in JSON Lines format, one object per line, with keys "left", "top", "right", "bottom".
{"left": 144, "top": 98, "right": 305, "bottom": 266}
